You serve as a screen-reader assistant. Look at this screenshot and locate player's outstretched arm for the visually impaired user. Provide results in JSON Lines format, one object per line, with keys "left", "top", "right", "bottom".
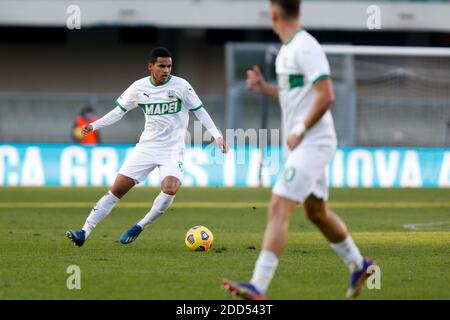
{"left": 193, "top": 107, "right": 229, "bottom": 154}
{"left": 246, "top": 65, "right": 279, "bottom": 101}
{"left": 82, "top": 106, "right": 126, "bottom": 136}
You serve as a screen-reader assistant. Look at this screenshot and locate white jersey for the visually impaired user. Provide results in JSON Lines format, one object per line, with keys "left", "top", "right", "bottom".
{"left": 116, "top": 75, "right": 203, "bottom": 154}
{"left": 275, "top": 30, "right": 337, "bottom": 146}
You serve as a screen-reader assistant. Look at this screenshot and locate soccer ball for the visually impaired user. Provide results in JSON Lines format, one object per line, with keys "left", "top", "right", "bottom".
{"left": 184, "top": 226, "right": 214, "bottom": 252}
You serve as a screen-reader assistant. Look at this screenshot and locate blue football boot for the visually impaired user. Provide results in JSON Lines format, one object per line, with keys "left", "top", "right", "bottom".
{"left": 222, "top": 279, "right": 266, "bottom": 300}
{"left": 346, "top": 257, "right": 376, "bottom": 298}
{"left": 66, "top": 229, "right": 86, "bottom": 247}
{"left": 119, "top": 224, "right": 143, "bottom": 244}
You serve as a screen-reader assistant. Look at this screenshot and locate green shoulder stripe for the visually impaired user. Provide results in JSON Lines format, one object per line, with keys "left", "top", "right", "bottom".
{"left": 312, "top": 74, "right": 331, "bottom": 85}
{"left": 189, "top": 104, "right": 204, "bottom": 112}
{"left": 115, "top": 101, "right": 127, "bottom": 112}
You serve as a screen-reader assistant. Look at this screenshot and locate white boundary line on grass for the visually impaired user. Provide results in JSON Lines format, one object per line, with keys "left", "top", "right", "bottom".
{"left": 403, "top": 221, "right": 450, "bottom": 230}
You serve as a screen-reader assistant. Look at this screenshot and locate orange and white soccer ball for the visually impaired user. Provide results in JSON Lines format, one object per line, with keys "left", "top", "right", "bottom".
{"left": 184, "top": 226, "right": 214, "bottom": 252}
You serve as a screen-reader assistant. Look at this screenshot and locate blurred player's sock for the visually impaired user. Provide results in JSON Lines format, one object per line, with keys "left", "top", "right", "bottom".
{"left": 249, "top": 249, "right": 279, "bottom": 294}
{"left": 82, "top": 190, "right": 119, "bottom": 238}
{"left": 137, "top": 192, "right": 175, "bottom": 228}
{"left": 330, "top": 235, "right": 364, "bottom": 273}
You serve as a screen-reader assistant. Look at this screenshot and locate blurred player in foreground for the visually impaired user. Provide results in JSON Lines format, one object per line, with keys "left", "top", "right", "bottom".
{"left": 67, "top": 47, "right": 228, "bottom": 246}
{"left": 223, "top": 0, "right": 375, "bottom": 299}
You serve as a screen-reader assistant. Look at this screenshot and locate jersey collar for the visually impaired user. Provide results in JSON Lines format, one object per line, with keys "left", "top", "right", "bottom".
{"left": 283, "top": 29, "right": 303, "bottom": 46}
{"left": 149, "top": 75, "right": 172, "bottom": 87}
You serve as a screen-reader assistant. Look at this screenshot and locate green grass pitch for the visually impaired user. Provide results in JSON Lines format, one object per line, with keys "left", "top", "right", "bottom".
{"left": 0, "top": 187, "right": 449, "bottom": 300}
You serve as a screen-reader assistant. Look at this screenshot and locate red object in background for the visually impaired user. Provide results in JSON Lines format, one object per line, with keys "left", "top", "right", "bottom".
{"left": 75, "top": 115, "right": 99, "bottom": 145}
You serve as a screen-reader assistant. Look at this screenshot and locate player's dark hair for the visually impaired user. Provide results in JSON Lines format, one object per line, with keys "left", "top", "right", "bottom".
{"left": 149, "top": 47, "right": 172, "bottom": 64}
{"left": 270, "top": 0, "right": 300, "bottom": 20}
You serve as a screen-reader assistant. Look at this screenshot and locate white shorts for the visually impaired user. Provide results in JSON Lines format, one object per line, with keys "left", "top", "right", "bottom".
{"left": 273, "top": 142, "right": 336, "bottom": 203}
{"left": 118, "top": 147, "right": 184, "bottom": 184}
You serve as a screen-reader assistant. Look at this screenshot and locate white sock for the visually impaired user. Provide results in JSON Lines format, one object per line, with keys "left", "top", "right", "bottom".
{"left": 82, "top": 190, "right": 119, "bottom": 238}
{"left": 330, "top": 235, "right": 364, "bottom": 273}
{"left": 249, "top": 250, "right": 279, "bottom": 294}
{"left": 137, "top": 192, "right": 175, "bottom": 229}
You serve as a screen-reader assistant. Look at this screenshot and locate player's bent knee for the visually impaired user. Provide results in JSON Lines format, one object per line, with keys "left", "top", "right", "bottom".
{"left": 303, "top": 195, "right": 327, "bottom": 220}
{"left": 162, "top": 187, "right": 177, "bottom": 195}
{"left": 268, "top": 196, "right": 294, "bottom": 221}
{"left": 110, "top": 187, "right": 127, "bottom": 199}
{"left": 269, "top": 200, "right": 283, "bottom": 216}
{"left": 305, "top": 211, "right": 324, "bottom": 224}
{"left": 111, "top": 175, "right": 136, "bottom": 199}
{"left": 161, "top": 177, "right": 181, "bottom": 195}
{"left": 161, "top": 183, "right": 179, "bottom": 195}
{"left": 304, "top": 205, "right": 327, "bottom": 224}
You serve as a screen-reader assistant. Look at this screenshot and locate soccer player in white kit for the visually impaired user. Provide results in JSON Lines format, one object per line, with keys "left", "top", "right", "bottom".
{"left": 66, "top": 47, "right": 228, "bottom": 247}
{"left": 223, "top": 0, "right": 374, "bottom": 299}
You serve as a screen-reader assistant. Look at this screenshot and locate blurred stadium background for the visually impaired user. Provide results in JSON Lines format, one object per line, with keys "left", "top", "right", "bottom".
{"left": 0, "top": 0, "right": 449, "bottom": 187}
